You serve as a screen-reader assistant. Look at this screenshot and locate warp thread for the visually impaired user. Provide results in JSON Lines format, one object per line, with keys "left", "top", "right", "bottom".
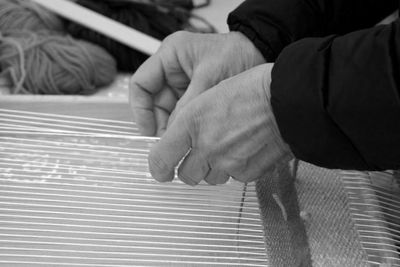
{"left": 66, "top": 0, "right": 184, "bottom": 72}
{"left": 0, "top": 0, "right": 64, "bottom": 32}
{"left": 0, "top": 0, "right": 118, "bottom": 95}
{"left": 0, "top": 31, "right": 117, "bottom": 95}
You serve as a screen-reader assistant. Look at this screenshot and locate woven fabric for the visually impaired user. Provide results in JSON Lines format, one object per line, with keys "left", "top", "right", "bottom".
{"left": 256, "top": 163, "right": 312, "bottom": 267}
{"left": 341, "top": 170, "right": 400, "bottom": 266}
{"left": 256, "top": 161, "right": 368, "bottom": 266}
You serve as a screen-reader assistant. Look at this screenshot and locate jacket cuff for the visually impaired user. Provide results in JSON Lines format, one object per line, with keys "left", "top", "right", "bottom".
{"left": 228, "top": 21, "right": 276, "bottom": 62}
{"left": 270, "top": 38, "right": 370, "bottom": 170}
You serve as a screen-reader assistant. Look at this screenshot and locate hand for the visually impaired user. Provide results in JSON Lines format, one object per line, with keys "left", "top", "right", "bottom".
{"left": 130, "top": 31, "right": 265, "bottom": 136}
{"left": 148, "top": 63, "right": 293, "bottom": 185}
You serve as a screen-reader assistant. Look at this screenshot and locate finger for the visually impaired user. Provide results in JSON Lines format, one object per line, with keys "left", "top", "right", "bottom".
{"left": 177, "top": 149, "right": 210, "bottom": 186}
{"left": 229, "top": 174, "right": 260, "bottom": 183}
{"left": 154, "top": 106, "right": 169, "bottom": 137}
{"left": 167, "top": 107, "right": 178, "bottom": 129}
{"left": 168, "top": 67, "right": 216, "bottom": 126}
{"left": 180, "top": 69, "right": 214, "bottom": 105}
{"left": 154, "top": 86, "right": 178, "bottom": 114}
{"left": 130, "top": 54, "right": 165, "bottom": 136}
{"left": 204, "top": 168, "right": 230, "bottom": 185}
{"left": 228, "top": 144, "right": 276, "bottom": 183}
{"left": 148, "top": 111, "right": 192, "bottom": 182}
{"left": 154, "top": 87, "right": 178, "bottom": 136}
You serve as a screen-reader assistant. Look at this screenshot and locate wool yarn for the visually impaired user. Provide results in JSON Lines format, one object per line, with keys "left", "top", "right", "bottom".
{"left": 0, "top": 0, "right": 64, "bottom": 32}
{"left": 0, "top": 31, "right": 117, "bottom": 95}
{"left": 66, "top": 0, "right": 183, "bottom": 72}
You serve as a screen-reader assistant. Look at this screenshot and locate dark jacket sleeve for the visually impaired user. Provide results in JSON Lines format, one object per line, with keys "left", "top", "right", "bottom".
{"left": 271, "top": 20, "right": 400, "bottom": 171}
{"left": 228, "top": 0, "right": 398, "bottom": 62}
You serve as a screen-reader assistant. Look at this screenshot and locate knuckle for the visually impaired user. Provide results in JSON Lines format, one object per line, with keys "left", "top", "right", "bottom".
{"left": 218, "top": 157, "right": 243, "bottom": 173}
{"left": 232, "top": 174, "right": 257, "bottom": 183}
{"left": 129, "top": 79, "right": 142, "bottom": 98}
{"left": 163, "top": 31, "right": 189, "bottom": 46}
{"left": 217, "top": 158, "right": 259, "bottom": 183}
{"left": 129, "top": 73, "right": 137, "bottom": 89}
{"left": 236, "top": 168, "right": 263, "bottom": 183}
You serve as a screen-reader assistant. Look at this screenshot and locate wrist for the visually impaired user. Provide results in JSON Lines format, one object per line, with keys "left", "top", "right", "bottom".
{"left": 269, "top": 112, "right": 294, "bottom": 164}
{"left": 226, "top": 31, "right": 266, "bottom": 66}
{"left": 262, "top": 63, "right": 274, "bottom": 99}
{"left": 262, "top": 63, "right": 294, "bottom": 163}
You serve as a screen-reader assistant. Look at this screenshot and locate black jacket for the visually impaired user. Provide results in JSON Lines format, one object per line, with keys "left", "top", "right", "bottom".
{"left": 228, "top": 0, "right": 400, "bottom": 171}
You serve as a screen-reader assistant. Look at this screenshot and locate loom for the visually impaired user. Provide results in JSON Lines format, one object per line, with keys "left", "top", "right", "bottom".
{"left": 0, "top": 91, "right": 399, "bottom": 267}
{"left": 1, "top": 1, "right": 399, "bottom": 265}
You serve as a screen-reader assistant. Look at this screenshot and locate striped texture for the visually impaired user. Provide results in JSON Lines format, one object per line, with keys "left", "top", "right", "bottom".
{"left": 2, "top": 106, "right": 400, "bottom": 266}
{"left": 341, "top": 170, "right": 400, "bottom": 266}
{"left": 0, "top": 109, "right": 268, "bottom": 266}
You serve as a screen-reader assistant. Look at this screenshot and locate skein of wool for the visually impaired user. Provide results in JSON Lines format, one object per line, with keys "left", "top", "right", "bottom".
{"left": 0, "top": 0, "right": 64, "bottom": 32}
{"left": 0, "top": 31, "right": 117, "bottom": 95}
{"left": 66, "top": 0, "right": 183, "bottom": 72}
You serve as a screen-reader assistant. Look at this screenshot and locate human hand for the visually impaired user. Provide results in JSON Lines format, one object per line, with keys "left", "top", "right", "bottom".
{"left": 148, "top": 63, "right": 293, "bottom": 185}
{"left": 129, "top": 31, "right": 265, "bottom": 136}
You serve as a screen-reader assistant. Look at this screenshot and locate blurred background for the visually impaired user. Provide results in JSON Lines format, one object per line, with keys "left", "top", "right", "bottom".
{"left": 0, "top": 0, "right": 243, "bottom": 99}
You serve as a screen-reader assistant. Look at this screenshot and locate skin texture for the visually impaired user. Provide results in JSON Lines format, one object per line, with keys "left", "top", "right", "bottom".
{"left": 130, "top": 31, "right": 265, "bottom": 137}
{"left": 144, "top": 63, "right": 291, "bottom": 185}
{"left": 130, "top": 32, "right": 291, "bottom": 185}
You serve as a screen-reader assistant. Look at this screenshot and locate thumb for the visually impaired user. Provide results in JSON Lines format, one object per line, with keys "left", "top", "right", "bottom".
{"left": 148, "top": 109, "right": 192, "bottom": 182}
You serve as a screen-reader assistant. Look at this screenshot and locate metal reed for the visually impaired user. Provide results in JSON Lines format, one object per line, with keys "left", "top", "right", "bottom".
{"left": 0, "top": 108, "right": 268, "bottom": 266}
{"left": 1, "top": 107, "right": 400, "bottom": 266}
{"left": 341, "top": 170, "right": 400, "bottom": 266}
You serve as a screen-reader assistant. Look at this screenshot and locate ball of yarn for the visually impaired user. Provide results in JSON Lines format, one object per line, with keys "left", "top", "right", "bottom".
{"left": 0, "top": 0, "right": 64, "bottom": 32}
{"left": 0, "top": 31, "right": 117, "bottom": 95}
{"left": 67, "top": 0, "right": 183, "bottom": 72}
